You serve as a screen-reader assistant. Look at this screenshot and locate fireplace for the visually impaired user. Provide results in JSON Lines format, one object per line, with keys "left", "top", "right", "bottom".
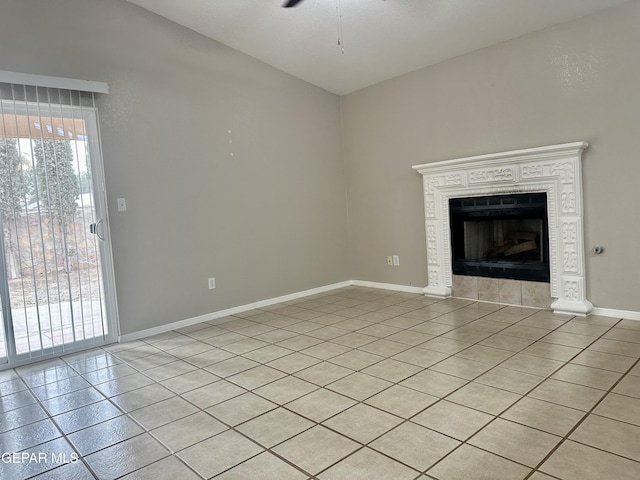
{"left": 412, "top": 142, "right": 593, "bottom": 315}
{"left": 450, "top": 192, "right": 550, "bottom": 282}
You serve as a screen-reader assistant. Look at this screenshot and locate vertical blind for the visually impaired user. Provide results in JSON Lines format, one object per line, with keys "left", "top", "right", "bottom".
{"left": 0, "top": 80, "right": 109, "bottom": 361}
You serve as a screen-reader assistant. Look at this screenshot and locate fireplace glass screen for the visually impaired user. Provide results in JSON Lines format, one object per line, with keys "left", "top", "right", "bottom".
{"left": 450, "top": 193, "right": 550, "bottom": 282}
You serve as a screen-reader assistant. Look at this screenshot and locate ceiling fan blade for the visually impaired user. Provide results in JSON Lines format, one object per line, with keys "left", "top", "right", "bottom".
{"left": 282, "top": 0, "right": 304, "bottom": 7}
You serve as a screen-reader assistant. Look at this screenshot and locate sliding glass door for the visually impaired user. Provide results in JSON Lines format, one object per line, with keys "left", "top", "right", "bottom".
{"left": 0, "top": 301, "right": 6, "bottom": 364}
{"left": 0, "top": 85, "right": 118, "bottom": 368}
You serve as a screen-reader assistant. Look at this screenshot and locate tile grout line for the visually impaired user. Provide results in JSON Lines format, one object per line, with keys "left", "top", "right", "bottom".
{"left": 340, "top": 303, "right": 637, "bottom": 477}
{"left": 113, "top": 303, "right": 640, "bottom": 478}
{"left": 4, "top": 287, "right": 639, "bottom": 479}
{"left": 524, "top": 348, "right": 640, "bottom": 479}
{"left": 83, "top": 299, "right": 640, "bottom": 478}
{"left": 106, "top": 295, "right": 563, "bottom": 478}
{"left": 157, "top": 298, "right": 530, "bottom": 478}
{"left": 13, "top": 364, "right": 101, "bottom": 480}
{"left": 121, "top": 291, "right": 463, "bottom": 478}
{"left": 417, "top": 314, "right": 636, "bottom": 478}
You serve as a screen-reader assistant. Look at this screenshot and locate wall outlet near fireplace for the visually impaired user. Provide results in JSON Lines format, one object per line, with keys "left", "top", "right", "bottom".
{"left": 392, "top": 255, "right": 400, "bottom": 266}
{"left": 387, "top": 256, "right": 393, "bottom": 266}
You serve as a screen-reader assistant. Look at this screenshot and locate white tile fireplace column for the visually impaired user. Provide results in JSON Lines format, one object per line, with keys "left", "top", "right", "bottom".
{"left": 412, "top": 142, "right": 592, "bottom": 316}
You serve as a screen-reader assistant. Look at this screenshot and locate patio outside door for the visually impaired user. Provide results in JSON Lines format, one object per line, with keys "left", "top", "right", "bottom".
{"left": 0, "top": 87, "right": 118, "bottom": 369}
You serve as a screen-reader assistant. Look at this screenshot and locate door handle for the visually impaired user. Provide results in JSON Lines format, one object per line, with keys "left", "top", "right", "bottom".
{"left": 90, "top": 220, "right": 105, "bottom": 240}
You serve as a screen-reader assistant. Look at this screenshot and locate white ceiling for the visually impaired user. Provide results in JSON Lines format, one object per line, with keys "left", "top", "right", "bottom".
{"left": 126, "top": 0, "right": 630, "bottom": 95}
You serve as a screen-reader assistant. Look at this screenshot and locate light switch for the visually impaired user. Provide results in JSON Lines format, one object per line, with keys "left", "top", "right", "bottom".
{"left": 117, "top": 198, "right": 127, "bottom": 212}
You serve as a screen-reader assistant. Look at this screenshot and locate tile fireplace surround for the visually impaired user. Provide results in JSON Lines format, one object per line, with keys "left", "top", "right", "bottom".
{"left": 413, "top": 142, "right": 591, "bottom": 316}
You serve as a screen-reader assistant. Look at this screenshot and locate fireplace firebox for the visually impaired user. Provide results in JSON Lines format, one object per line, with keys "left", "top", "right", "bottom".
{"left": 449, "top": 193, "right": 550, "bottom": 282}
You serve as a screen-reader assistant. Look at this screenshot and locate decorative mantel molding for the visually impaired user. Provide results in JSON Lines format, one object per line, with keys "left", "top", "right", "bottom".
{"left": 412, "top": 142, "right": 592, "bottom": 316}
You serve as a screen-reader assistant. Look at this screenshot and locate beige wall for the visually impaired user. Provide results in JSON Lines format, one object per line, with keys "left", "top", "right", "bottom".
{"left": 0, "top": 0, "right": 638, "bottom": 338}
{"left": 0, "top": 0, "right": 349, "bottom": 334}
{"left": 342, "top": 1, "right": 640, "bottom": 311}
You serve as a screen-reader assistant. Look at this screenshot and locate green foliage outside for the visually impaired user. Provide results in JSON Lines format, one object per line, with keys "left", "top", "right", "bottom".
{"left": 32, "top": 139, "right": 80, "bottom": 273}
{"left": 33, "top": 139, "right": 80, "bottom": 224}
{"left": 0, "top": 138, "right": 28, "bottom": 222}
{"left": 0, "top": 138, "right": 83, "bottom": 276}
{"left": 0, "top": 138, "right": 28, "bottom": 278}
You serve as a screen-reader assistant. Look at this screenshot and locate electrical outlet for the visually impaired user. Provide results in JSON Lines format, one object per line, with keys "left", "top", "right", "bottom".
{"left": 392, "top": 255, "right": 400, "bottom": 266}
{"left": 387, "top": 256, "right": 393, "bottom": 266}
{"left": 208, "top": 277, "right": 216, "bottom": 290}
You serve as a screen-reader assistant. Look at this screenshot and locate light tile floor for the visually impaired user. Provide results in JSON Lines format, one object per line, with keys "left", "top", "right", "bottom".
{"left": 1, "top": 286, "right": 640, "bottom": 479}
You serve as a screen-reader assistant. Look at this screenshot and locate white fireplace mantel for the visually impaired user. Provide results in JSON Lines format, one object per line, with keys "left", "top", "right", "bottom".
{"left": 412, "top": 142, "right": 592, "bottom": 316}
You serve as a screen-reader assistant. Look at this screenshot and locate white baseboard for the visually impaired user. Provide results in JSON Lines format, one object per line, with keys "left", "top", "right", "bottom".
{"left": 592, "top": 307, "right": 640, "bottom": 321}
{"left": 118, "top": 280, "right": 352, "bottom": 343}
{"left": 351, "top": 280, "right": 425, "bottom": 294}
{"left": 118, "top": 279, "right": 640, "bottom": 343}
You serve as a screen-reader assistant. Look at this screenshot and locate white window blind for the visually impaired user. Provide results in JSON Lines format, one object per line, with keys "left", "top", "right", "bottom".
{"left": 0, "top": 70, "right": 108, "bottom": 94}
{"left": 0, "top": 76, "right": 117, "bottom": 366}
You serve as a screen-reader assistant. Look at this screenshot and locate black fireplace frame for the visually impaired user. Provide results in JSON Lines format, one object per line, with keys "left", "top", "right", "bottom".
{"left": 449, "top": 192, "right": 550, "bottom": 282}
